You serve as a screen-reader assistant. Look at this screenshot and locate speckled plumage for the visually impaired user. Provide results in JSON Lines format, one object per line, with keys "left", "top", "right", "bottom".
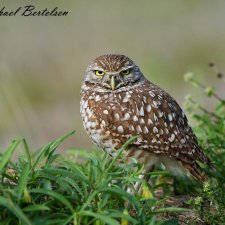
{"left": 80, "top": 54, "right": 210, "bottom": 181}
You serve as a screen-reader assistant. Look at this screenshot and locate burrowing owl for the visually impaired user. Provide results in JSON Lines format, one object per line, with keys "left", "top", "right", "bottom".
{"left": 80, "top": 54, "right": 210, "bottom": 181}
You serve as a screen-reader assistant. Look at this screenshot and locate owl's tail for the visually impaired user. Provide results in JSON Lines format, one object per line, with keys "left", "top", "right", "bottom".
{"left": 182, "top": 162, "right": 208, "bottom": 182}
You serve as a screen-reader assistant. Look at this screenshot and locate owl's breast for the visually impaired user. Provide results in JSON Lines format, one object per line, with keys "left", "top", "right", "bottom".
{"left": 80, "top": 90, "right": 138, "bottom": 155}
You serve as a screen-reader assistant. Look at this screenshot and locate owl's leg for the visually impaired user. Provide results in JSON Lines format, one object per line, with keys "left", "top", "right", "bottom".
{"left": 127, "top": 165, "right": 155, "bottom": 196}
{"left": 127, "top": 174, "right": 145, "bottom": 195}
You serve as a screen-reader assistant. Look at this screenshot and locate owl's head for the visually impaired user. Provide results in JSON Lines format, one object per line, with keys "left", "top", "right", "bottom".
{"left": 83, "top": 54, "right": 145, "bottom": 91}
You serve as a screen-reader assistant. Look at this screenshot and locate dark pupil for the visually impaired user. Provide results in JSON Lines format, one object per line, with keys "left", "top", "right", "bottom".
{"left": 98, "top": 71, "right": 103, "bottom": 74}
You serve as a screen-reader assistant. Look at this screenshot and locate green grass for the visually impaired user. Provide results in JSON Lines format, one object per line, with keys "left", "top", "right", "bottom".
{"left": 0, "top": 71, "right": 224, "bottom": 225}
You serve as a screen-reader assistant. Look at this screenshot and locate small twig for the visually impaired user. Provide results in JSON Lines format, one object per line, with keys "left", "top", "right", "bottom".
{"left": 189, "top": 98, "right": 220, "bottom": 120}
{"left": 195, "top": 80, "right": 224, "bottom": 103}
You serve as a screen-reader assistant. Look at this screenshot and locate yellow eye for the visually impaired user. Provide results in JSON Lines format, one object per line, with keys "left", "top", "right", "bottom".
{"left": 95, "top": 70, "right": 105, "bottom": 76}
{"left": 120, "top": 69, "right": 130, "bottom": 75}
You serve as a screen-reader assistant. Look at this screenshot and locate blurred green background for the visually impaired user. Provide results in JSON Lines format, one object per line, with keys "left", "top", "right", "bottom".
{"left": 0, "top": 0, "right": 224, "bottom": 152}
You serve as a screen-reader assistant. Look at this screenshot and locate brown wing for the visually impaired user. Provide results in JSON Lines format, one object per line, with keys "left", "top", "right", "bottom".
{"left": 130, "top": 82, "right": 210, "bottom": 180}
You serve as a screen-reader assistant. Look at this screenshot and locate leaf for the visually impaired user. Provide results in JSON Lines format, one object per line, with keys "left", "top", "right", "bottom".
{"left": 32, "top": 130, "right": 75, "bottom": 170}
{"left": 81, "top": 211, "right": 120, "bottom": 225}
{"left": 30, "top": 188, "right": 74, "bottom": 212}
{"left": 102, "top": 186, "right": 141, "bottom": 210}
{"left": 154, "top": 207, "right": 191, "bottom": 213}
{"left": 22, "top": 138, "right": 32, "bottom": 167}
{"left": 108, "top": 211, "right": 138, "bottom": 224}
{"left": 0, "top": 196, "right": 32, "bottom": 225}
{"left": 17, "top": 162, "right": 30, "bottom": 201}
{"left": 23, "top": 204, "right": 50, "bottom": 212}
{"left": 0, "top": 139, "right": 21, "bottom": 171}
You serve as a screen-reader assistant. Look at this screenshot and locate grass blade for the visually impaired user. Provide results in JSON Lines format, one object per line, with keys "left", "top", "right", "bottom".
{"left": 23, "top": 204, "right": 50, "bottom": 212}
{"left": 0, "top": 196, "right": 32, "bottom": 225}
{"left": 17, "top": 162, "right": 30, "bottom": 201}
{"left": 81, "top": 211, "right": 120, "bottom": 225}
{"left": 154, "top": 207, "right": 191, "bottom": 213}
{"left": 32, "top": 130, "right": 75, "bottom": 170}
{"left": 30, "top": 188, "right": 74, "bottom": 212}
{"left": 0, "top": 139, "right": 21, "bottom": 171}
{"left": 22, "top": 138, "right": 32, "bottom": 167}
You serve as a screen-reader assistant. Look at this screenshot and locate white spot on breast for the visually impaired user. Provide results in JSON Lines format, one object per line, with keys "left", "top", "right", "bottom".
{"left": 103, "top": 110, "right": 108, "bottom": 115}
{"left": 114, "top": 113, "right": 120, "bottom": 120}
{"left": 140, "top": 118, "right": 145, "bottom": 124}
{"left": 136, "top": 125, "right": 142, "bottom": 133}
{"left": 133, "top": 116, "right": 138, "bottom": 122}
{"left": 101, "top": 120, "right": 106, "bottom": 126}
{"left": 158, "top": 111, "right": 164, "bottom": 118}
{"left": 123, "top": 113, "right": 130, "bottom": 120}
{"left": 122, "top": 134, "right": 132, "bottom": 139}
{"left": 143, "top": 96, "right": 147, "bottom": 103}
{"left": 168, "top": 114, "right": 173, "bottom": 121}
{"left": 143, "top": 126, "right": 149, "bottom": 134}
{"left": 139, "top": 106, "right": 144, "bottom": 116}
{"left": 153, "top": 127, "right": 158, "bottom": 133}
{"left": 153, "top": 100, "right": 160, "bottom": 108}
{"left": 117, "top": 125, "right": 124, "bottom": 133}
{"left": 148, "top": 118, "right": 153, "bottom": 124}
{"left": 137, "top": 137, "right": 144, "bottom": 142}
{"left": 180, "top": 139, "right": 186, "bottom": 144}
{"left": 91, "top": 122, "right": 97, "bottom": 127}
{"left": 154, "top": 113, "right": 158, "bottom": 122}
{"left": 151, "top": 138, "right": 157, "bottom": 143}
{"left": 149, "top": 91, "right": 155, "bottom": 97}
{"left": 83, "top": 101, "right": 88, "bottom": 109}
{"left": 141, "top": 145, "right": 149, "bottom": 149}
{"left": 129, "top": 124, "right": 135, "bottom": 131}
{"left": 169, "top": 133, "right": 175, "bottom": 142}
{"left": 91, "top": 129, "right": 102, "bottom": 144}
{"left": 146, "top": 105, "right": 151, "bottom": 112}
{"left": 95, "top": 95, "right": 101, "bottom": 102}
{"left": 123, "top": 95, "right": 131, "bottom": 102}
{"left": 86, "top": 121, "right": 92, "bottom": 129}
{"left": 158, "top": 95, "right": 163, "bottom": 100}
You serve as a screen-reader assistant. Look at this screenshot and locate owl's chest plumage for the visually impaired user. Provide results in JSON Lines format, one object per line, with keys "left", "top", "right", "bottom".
{"left": 80, "top": 89, "right": 133, "bottom": 156}
{"left": 80, "top": 83, "right": 172, "bottom": 158}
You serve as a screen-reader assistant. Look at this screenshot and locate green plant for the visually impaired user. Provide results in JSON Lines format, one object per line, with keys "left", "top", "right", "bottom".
{"left": 184, "top": 65, "right": 225, "bottom": 224}
{"left": 0, "top": 131, "right": 185, "bottom": 225}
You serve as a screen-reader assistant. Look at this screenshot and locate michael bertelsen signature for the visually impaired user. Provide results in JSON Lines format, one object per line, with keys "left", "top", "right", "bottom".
{"left": 0, "top": 5, "right": 69, "bottom": 16}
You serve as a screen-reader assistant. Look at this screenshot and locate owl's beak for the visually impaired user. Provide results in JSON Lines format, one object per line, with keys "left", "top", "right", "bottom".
{"left": 111, "top": 76, "right": 115, "bottom": 91}
{"left": 110, "top": 75, "right": 120, "bottom": 90}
